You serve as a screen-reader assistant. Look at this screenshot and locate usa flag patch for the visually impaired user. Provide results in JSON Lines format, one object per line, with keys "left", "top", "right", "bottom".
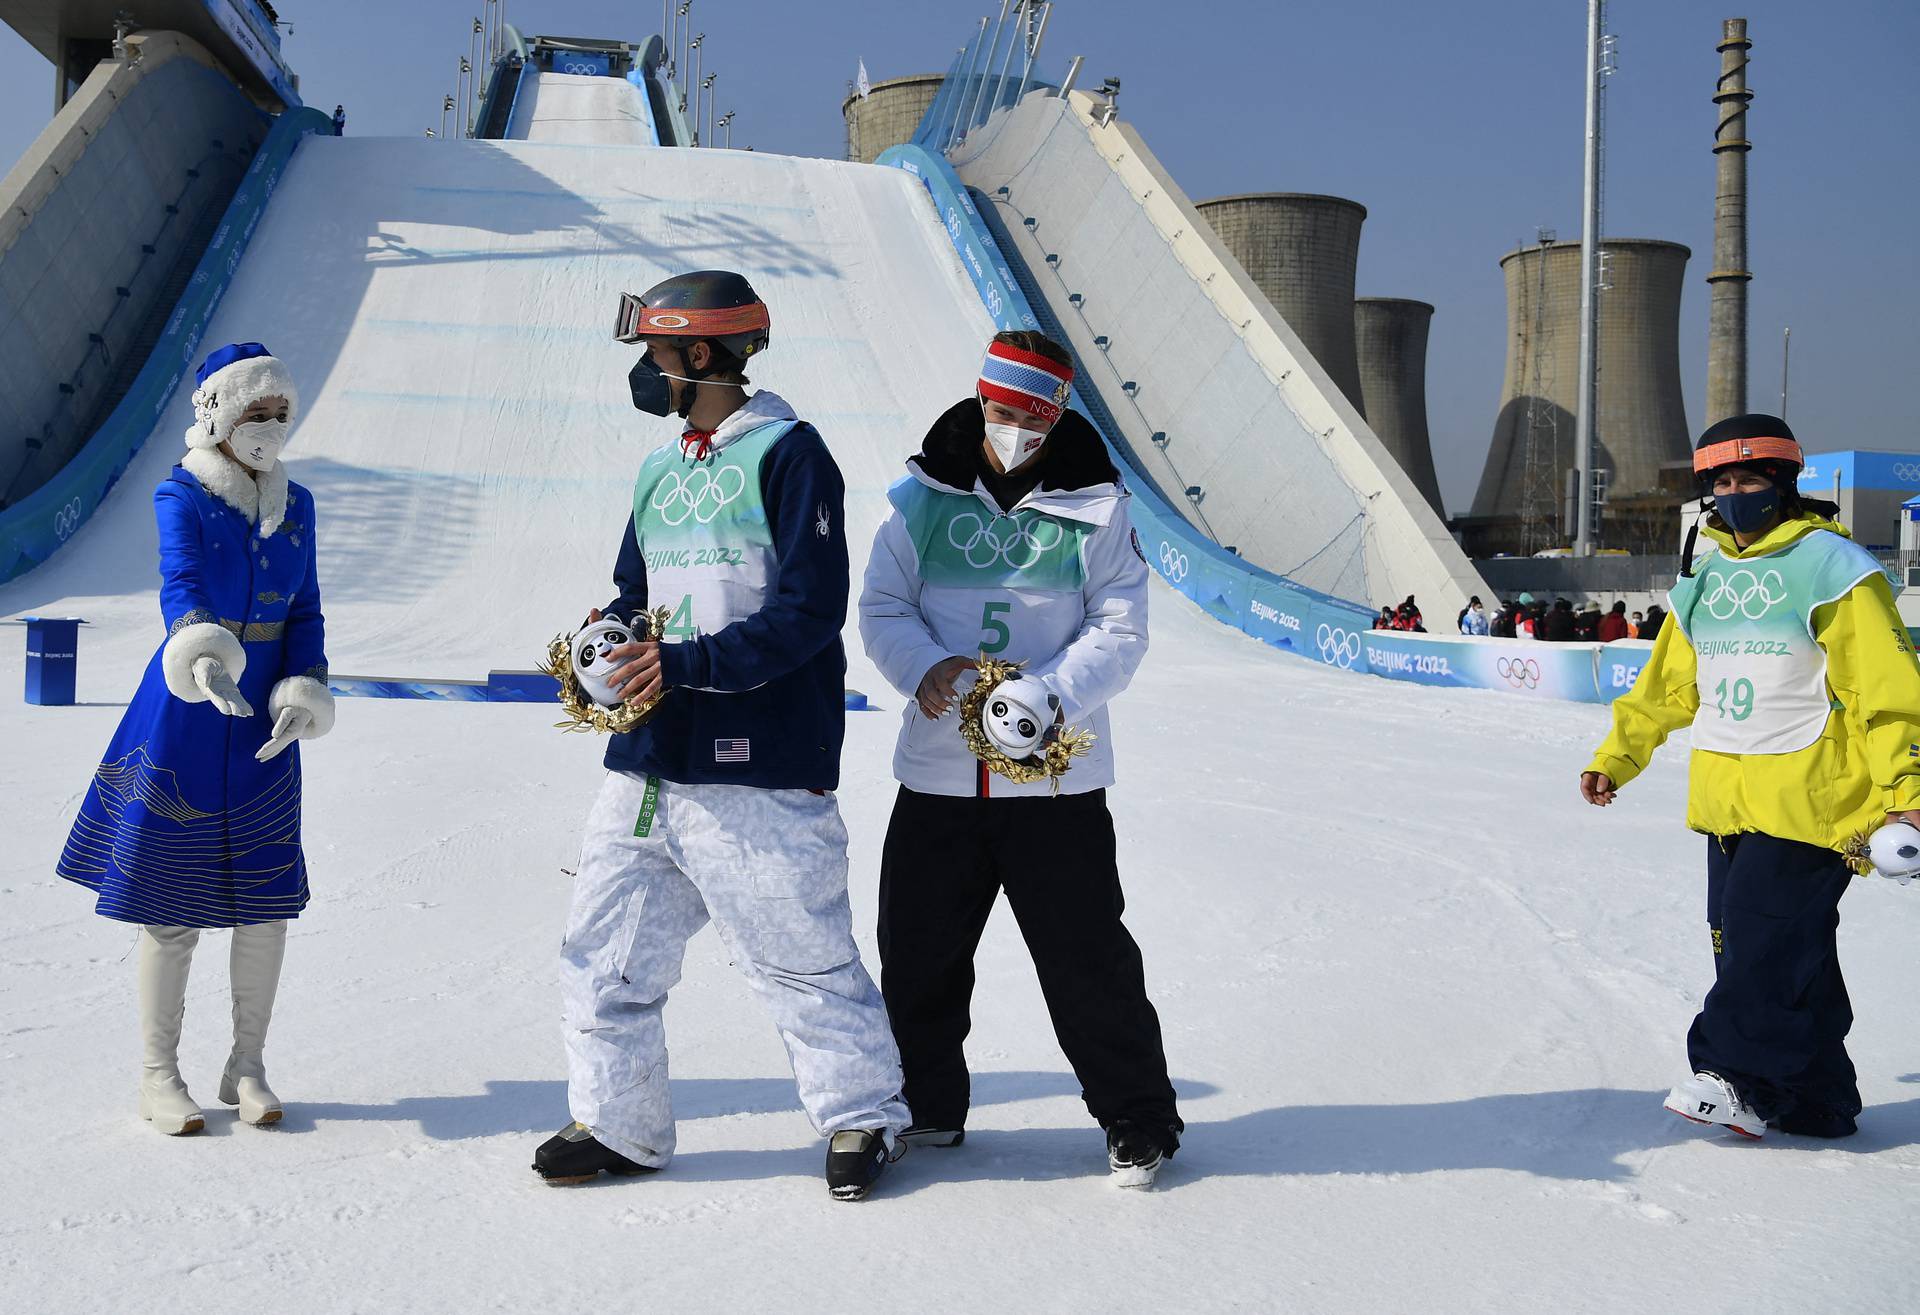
{"left": 714, "top": 738, "right": 751, "bottom": 763}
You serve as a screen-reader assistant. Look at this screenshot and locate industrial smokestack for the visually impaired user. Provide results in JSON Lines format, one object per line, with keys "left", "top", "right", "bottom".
{"left": 1707, "top": 18, "right": 1753, "bottom": 425}
{"left": 1354, "top": 298, "right": 1444, "bottom": 515}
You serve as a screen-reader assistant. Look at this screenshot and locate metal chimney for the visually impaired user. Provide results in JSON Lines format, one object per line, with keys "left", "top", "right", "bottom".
{"left": 1707, "top": 18, "right": 1753, "bottom": 425}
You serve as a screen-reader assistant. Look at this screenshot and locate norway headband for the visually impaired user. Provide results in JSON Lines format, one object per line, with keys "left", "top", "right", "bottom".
{"left": 978, "top": 342, "right": 1073, "bottom": 425}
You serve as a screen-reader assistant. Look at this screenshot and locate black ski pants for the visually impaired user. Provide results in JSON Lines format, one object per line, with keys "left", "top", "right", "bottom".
{"left": 876, "top": 786, "right": 1183, "bottom": 1150}
{"left": 1687, "top": 832, "right": 1860, "bottom": 1122}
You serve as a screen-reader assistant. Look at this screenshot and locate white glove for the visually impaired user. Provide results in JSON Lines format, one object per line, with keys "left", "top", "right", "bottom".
{"left": 192, "top": 656, "right": 255, "bottom": 719}
{"left": 255, "top": 706, "right": 313, "bottom": 762}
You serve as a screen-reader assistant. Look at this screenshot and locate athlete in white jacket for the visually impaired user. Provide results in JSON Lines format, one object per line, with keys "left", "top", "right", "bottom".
{"left": 859, "top": 332, "right": 1182, "bottom": 1186}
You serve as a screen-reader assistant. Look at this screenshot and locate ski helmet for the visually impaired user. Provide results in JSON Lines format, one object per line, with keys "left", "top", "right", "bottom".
{"left": 619, "top": 270, "right": 772, "bottom": 364}
{"left": 1868, "top": 820, "right": 1920, "bottom": 885}
{"left": 1692, "top": 414, "right": 1803, "bottom": 497}
{"left": 570, "top": 617, "right": 638, "bottom": 707}
{"left": 981, "top": 675, "right": 1060, "bottom": 760}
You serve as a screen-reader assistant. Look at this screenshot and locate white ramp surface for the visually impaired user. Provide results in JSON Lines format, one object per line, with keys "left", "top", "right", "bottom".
{"left": 506, "top": 72, "right": 658, "bottom": 144}
{"left": 3, "top": 135, "right": 992, "bottom": 678}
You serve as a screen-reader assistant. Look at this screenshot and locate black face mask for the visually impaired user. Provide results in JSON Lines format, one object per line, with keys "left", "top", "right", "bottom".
{"left": 628, "top": 351, "right": 677, "bottom": 417}
{"left": 1714, "top": 486, "right": 1782, "bottom": 535}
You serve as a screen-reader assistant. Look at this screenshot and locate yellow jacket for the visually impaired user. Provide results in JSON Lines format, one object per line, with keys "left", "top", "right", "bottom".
{"left": 1587, "top": 513, "right": 1920, "bottom": 852}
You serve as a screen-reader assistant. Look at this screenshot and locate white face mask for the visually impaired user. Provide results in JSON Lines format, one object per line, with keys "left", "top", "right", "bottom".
{"left": 229, "top": 417, "right": 289, "bottom": 471}
{"left": 983, "top": 418, "right": 1050, "bottom": 473}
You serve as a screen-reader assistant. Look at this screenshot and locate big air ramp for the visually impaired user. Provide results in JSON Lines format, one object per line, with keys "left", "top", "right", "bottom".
{"left": 0, "top": 137, "right": 997, "bottom": 680}
{"left": 506, "top": 73, "right": 659, "bottom": 145}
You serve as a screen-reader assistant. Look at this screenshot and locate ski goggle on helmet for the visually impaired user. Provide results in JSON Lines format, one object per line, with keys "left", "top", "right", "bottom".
{"left": 1692, "top": 414, "right": 1803, "bottom": 495}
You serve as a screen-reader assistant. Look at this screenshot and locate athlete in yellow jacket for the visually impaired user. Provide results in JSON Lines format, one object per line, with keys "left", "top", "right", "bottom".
{"left": 1581, "top": 414, "right": 1920, "bottom": 1140}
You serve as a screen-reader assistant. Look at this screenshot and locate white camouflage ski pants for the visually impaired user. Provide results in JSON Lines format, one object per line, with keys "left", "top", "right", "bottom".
{"left": 560, "top": 771, "right": 909, "bottom": 1165}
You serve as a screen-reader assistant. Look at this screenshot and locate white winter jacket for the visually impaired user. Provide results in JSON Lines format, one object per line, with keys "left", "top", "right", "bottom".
{"left": 859, "top": 404, "right": 1149, "bottom": 797}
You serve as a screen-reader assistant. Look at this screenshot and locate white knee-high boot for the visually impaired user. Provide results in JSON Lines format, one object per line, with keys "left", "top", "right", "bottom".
{"left": 137, "top": 925, "right": 204, "bottom": 1135}
{"left": 219, "top": 920, "right": 287, "bottom": 1125}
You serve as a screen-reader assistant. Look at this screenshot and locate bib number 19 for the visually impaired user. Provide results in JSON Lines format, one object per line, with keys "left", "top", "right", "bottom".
{"left": 1714, "top": 677, "right": 1754, "bottom": 722}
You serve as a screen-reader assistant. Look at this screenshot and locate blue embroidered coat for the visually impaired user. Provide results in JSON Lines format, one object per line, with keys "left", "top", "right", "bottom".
{"left": 57, "top": 465, "right": 327, "bottom": 926}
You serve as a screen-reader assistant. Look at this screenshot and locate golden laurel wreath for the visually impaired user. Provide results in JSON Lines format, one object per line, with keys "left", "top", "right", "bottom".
{"left": 539, "top": 606, "right": 673, "bottom": 735}
{"left": 956, "top": 655, "right": 1095, "bottom": 790}
{"left": 1840, "top": 830, "right": 1878, "bottom": 878}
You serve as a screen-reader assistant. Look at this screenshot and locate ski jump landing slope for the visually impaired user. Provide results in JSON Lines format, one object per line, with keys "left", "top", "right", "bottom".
{"left": 506, "top": 72, "right": 660, "bottom": 145}
{"left": 0, "top": 135, "right": 994, "bottom": 680}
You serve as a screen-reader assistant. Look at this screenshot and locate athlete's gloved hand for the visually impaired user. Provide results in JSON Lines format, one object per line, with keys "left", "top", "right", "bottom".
{"left": 192, "top": 656, "right": 255, "bottom": 719}
{"left": 917, "top": 656, "right": 977, "bottom": 719}
{"left": 255, "top": 706, "right": 313, "bottom": 762}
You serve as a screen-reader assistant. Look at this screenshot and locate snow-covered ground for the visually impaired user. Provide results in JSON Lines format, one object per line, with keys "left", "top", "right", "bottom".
{"left": 3, "top": 130, "right": 1916, "bottom": 1313}
{"left": 4, "top": 595, "right": 1919, "bottom": 1313}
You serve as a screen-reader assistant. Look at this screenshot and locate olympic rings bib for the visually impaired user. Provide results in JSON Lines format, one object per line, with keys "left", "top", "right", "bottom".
{"left": 907, "top": 492, "right": 1088, "bottom": 592}
{"left": 631, "top": 421, "right": 794, "bottom": 677}
{"left": 1668, "top": 529, "right": 1882, "bottom": 756}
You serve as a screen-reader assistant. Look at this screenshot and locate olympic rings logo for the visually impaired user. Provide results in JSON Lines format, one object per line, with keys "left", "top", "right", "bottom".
{"left": 1702, "top": 568, "right": 1787, "bottom": 621}
{"left": 650, "top": 465, "right": 746, "bottom": 526}
{"left": 946, "top": 511, "right": 1063, "bottom": 569}
{"left": 1894, "top": 463, "right": 1920, "bottom": 482}
{"left": 1496, "top": 657, "right": 1542, "bottom": 690}
{"left": 52, "top": 498, "right": 83, "bottom": 541}
{"left": 1315, "top": 623, "right": 1362, "bottom": 668}
{"left": 1158, "top": 542, "right": 1189, "bottom": 582}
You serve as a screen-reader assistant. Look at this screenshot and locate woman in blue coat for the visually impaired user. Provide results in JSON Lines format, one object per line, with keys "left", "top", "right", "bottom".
{"left": 57, "top": 342, "right": 335, "bottom": 1135}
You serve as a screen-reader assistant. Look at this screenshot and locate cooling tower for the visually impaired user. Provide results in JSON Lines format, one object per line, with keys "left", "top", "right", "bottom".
{"left": 1354, "top": 298, "right": 1444, "bottom": 515}
{"left": 842, "top": 74, "right": 944, "bottom": 164}
{"left": 1472, "top": 238, "right": 1692, "bottom": 521}
{"left": 1194, "top": 193, "right": 1366, "bottom": 411}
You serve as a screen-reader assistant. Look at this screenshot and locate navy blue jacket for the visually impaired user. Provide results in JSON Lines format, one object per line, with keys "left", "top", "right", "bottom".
{"left": 602, "top": 421, "right": 848, "bottom": 790}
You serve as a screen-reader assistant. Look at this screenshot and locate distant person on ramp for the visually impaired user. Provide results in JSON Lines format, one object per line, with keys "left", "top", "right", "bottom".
{"left": 533, "top": 271, "right": 910, "bottom": 1201}
{"left": 1581, "top": 414, "right": 1920, "bottom": 1140}
{"left": 56, "top": 342, "right": 335, "bottom": 1135}
{"left": 859, "top": 330, "right": 1182, "bottom": 1186}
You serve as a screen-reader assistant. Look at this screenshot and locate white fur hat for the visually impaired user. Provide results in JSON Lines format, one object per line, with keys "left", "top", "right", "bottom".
{"left": 187, "top": 342, "right": 298, "bottom": 450}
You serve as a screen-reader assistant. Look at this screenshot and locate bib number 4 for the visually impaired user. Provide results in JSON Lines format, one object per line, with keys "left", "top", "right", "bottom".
{"left": 664, "top": 595, "right": 699, "bottom": 641}
{"left": 1713, "top": 677, "right": 1755, "bottom": 722}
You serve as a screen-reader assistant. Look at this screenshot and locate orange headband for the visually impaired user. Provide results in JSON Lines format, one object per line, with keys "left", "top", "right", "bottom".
{"left": 1693, "top": 435, "right": 1803, "bottom": 473}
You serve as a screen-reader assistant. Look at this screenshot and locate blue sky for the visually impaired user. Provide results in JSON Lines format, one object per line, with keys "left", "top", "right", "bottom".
{"left": 3, "top": 1, "right": 1914, "bottom": 513}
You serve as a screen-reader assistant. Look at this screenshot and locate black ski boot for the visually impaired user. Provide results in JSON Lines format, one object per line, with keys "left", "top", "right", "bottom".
{"left": 899, "top": 1124, "right": 965, "bottom": 1148}
{"left": 532, "top": 1122, "right": 659, "bottom": 1186}
{"left": 826, "top": 1128, "right": 903, "bottom": 1201}
{"left": 1106, "top": 1121, "right": 1172, "bottom": 1189}
{"left": 1772, "top": 1104, "right": 1859, "bottom": 1139}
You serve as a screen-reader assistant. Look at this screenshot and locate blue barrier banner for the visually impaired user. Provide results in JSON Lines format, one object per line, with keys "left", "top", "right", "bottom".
{"left": 1355, "top": 632, "right": 1609, "bottom": 703}
{"left": 1596, "top": 640, "right": 1656, "bottom": 701}
{"left": 1307, "top": 601, "right": 1373, "bottom": 675}
{"left": 0, "top": 107, "right": 334, "bottom": 585}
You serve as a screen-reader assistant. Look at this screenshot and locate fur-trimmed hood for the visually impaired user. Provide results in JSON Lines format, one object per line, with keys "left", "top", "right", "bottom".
{"left": 908, "top": 399, "right": 1122, "bottom": 524}
{"left": 181, "top": 445, "right": 289, "bottom": 536}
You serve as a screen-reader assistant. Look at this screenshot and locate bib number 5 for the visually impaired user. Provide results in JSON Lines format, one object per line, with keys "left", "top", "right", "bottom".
{"left": 980, "top": 601, "right": 1012, "bottom": 655}
{"left": 1713, "top": 677, "right": 1754, "bottom": 722}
